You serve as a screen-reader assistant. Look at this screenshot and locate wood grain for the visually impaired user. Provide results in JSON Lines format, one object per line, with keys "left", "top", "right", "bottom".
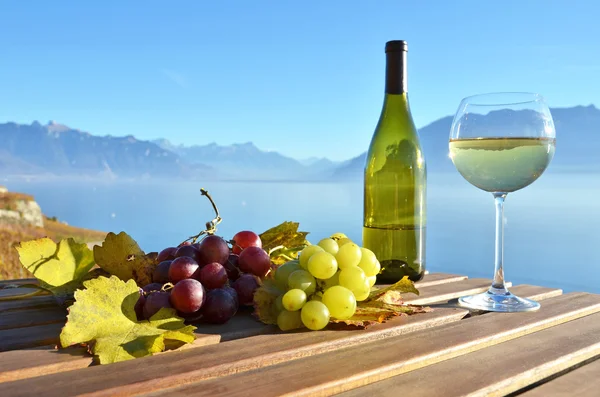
{"left": 0, "top": 323, "right": 65, "bottom": 352}
{"left": 0, "top": 307, "right": 66, "bottom": 330}
{"left": 518, "top": 357, "right": 600, "bottom": 397}
{"left": 0, "top": 346, "right": 90, "bottom": 383}
{"left": 0, "top": 278, "right": 38, "bottom": 286}
{"left": 339, "top": 311, "right": 600, "bottom": 397}
{"left": 0, "top": 287, "right": 49, "bottom": 298}
{"left": 0, "top": 295, "right": 57, "bottom": 312}
{"left": 0, "top": 307, "right": 468, "bottom": 396}
{"left": 0, "top": 275, "right": 488, "bottom": 352}
{"left": 403, "top": 278, "right": 511, "bottom": 305}
{"left": 414, "top": 273, "right": 467, "bottom": 287}
{"left": 0, "top": 313, "right": 269, "bottom": 383}
{"left": 498, "top": 284, "right": 562, "bottom": 302}
{"left": 144, "top": 292, "right": 600, "bottom": 397}
{"left": 0, "top": 284, "right": 559, "bottom": 384}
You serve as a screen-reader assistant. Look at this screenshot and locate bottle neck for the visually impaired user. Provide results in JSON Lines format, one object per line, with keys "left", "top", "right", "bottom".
{"left": 385, "top": 51, "right": 407, "bottom": 95}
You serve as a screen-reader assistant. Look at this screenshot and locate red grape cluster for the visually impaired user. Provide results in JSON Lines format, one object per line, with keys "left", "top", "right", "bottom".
{"left": 134, "top": 230, "right": 270, "bottom": 325}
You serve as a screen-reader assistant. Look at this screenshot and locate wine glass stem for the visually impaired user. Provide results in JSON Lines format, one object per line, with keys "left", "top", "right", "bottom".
{"left": 491, "top": 192, "right": 508, "bottom": 293}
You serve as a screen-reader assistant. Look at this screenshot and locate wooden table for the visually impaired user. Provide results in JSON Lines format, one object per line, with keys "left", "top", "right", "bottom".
{"left": 1, "top": 273, "right": 599, "bottom": 396}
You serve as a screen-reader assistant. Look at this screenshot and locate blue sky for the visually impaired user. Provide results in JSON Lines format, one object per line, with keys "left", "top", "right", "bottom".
{"left": 0, "top": 1, "right": 598, "bottom": 161}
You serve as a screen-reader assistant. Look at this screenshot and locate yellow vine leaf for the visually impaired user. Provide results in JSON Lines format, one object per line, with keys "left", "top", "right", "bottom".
{"left": 15, "top": 238, "right": 96, "bottom": 301}
{"left": 93, "top": 232, "right": 157, "bottom": 286}
{"left": 60, "top": 275, "right": 196, "bottom": 364}
{"left": 259, "top": 221, "right": 309, "bottom": 266}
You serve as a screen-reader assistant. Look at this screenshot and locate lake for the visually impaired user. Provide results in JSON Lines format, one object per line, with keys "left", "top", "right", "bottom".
{"left": 4, "top": 170, "right": 599, "bottom": 294}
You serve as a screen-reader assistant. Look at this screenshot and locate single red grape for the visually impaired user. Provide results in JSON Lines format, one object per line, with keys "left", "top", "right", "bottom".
{"left": 170, "top": 279, "right": 205, "bottom": 313}
{"left": 169, "top": 257, "right": 199, "bottom": 283}
{"left": 196, "top": 262, "right": 228, "bottom": 289}
{"left": 143, "top": 291, "right": 172, "bottom": 319}
{"left": 238, "top": 246, "right": 271, "bottom": 278}
{"left": 152, "top": 260, "right": 172, "bottom": 284}
{"left": 157, "top": 247, "right": 177, "bottom": 262}
{"left": 232, "top": 274, "right": 260, "bottom": 306}
{"left": 142, "top": 283, "right": 164, "bottom": 294}
{"left": 223, "top": 254, "right": 241, "bottom": 281}
{"left": 201, "top": 289, "right": 238, "bottom": 324}
{"left": 197, "top": 235, "right": 230, "bottom": 266}
{"left": 223, "top": 285, "right": 239, "bottom": 308}
{"left": 231, "top": 231, "right": 262, "bottom": 255}
{"left": 175, "top": 245, "right": 202, "bottom": 264}
{"left": 178, "top": 241, "right": 192, "bottom": 247}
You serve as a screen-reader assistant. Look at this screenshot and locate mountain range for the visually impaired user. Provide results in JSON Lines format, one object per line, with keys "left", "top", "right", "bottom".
{"left": 0, "top": 104, "right": 598, "bottom": 181}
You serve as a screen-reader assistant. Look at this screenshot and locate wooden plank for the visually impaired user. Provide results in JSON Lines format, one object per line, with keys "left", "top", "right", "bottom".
{"left": 0, "top": 307, "right": 66, "bottom": 330}
{"left": 0, "top": 323, "right": 65, "bottom": 352}
{"left": 0, "top": 277, "right": 486, "bottom": 352}
{"left": 140, "top": 292, "right": 600, "bottom": 397}
{"left": 403, "top": 278, "right": 511, "bottom": 305}
{"left": 0, "top": 291, "right": 588, "bottom": 397}
{"left": 0, "top": 307, "right": 461, "bottom": 384}
{"left": 0, "top": 346, "right": 90, "bottom": 383}
{"left": 339, "top": 311, "right": 600, "bottom": 397}
{"left": 0, "top": 313, "right": 269, "bottom": 382}
{"left": 0, "top": 307, "right": 468, "bottom": 394}
{"left": 0, "top": 284, "right": 559, "bottom": 383}
{"left": 0, "top": 309, "right": 265, "bottom": 354}
{"left": 414, "top": 273, "right": 467, "bottom": 287}
{"left": 0, "top": 287, "right": 49, "bottom": 299}
{"left": 0, "top": 278, "right": 38, "bottom": 286}
{"left": 0, "top": 295, "right": 57, "bottom": 312}
{"left": 518, "top": 358, "right": 600, "bottom": 397}
{"left": 500, "top": 284, "right": 562, "bottom": 302}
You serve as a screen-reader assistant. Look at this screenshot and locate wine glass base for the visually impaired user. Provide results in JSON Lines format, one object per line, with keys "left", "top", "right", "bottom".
{"left": 458, "top": 290, "right": 541, "bottom": 312}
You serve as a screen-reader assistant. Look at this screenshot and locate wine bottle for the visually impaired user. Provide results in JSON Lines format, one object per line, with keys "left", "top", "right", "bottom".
{"left": 363, "top": 40, "right": 427, "bottom": 283}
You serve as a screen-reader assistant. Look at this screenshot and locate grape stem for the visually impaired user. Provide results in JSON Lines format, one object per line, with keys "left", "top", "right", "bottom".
{"left": 180, "top": 188, "right": 223, "bottom": 245}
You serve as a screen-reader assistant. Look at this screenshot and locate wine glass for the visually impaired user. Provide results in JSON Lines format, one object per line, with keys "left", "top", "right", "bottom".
{"left": 449, "top": 92, "right": 556, "bottom": 312}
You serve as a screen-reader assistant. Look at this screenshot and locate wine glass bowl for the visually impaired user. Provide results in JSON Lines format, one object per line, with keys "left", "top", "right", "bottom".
{"left": 449, "top": 92, "right": 556, "bottom": 312}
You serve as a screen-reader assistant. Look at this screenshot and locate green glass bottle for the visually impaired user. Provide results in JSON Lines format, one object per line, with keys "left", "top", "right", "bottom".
{"left": 363, "top": 40, "right": 427, "bottom": 283}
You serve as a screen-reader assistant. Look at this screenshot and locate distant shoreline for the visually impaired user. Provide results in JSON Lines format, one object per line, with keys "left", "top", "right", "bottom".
{"left": 1, "top": 166, "right": 598, "bottom": 185}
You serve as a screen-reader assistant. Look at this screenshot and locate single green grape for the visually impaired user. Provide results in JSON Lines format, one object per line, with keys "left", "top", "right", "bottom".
{"left": 282, "top": 289, "right": 307, "bottom": 311}
{"left": 317, "top": 238, "right": 339, "bottom": 255}
{"left": 288, "top": 270, "right": 316, "bottom": 295}
{"left": 274, "top": 260, "right": 302, "bottom": 291}
{"left": 336, "top": 243, "right": 362, "bottom": 269}
{"left": 367, "top": 275, "right": 377, "bottom": 288}
{"left": 330, "top": 232, "right": 348, "bottom": 239}
{"left": 339, "top": 266, "right": 367, "bottom": 291}
{"left": 319, "top": 271, "right": 340, "bottom": 291}
{"left": 358, "top": 248, "right": 380, "bottom": 277}
{"left": 301, "top": 300, "right": 330, "bottom": 330}
{"left": 307, "top": 251, "right": 338, "bottom": 280}
{"left": 277, "top": 309, "right": 304, "bottom": 331}
{"left": 322, "top": 286, "right": 356, "bottom": 320}
{"left": 337, "top": 237, "right": 353, "bottom": 247}
{"left": 275, "top": 294, "right": 285, "bottom": 313}
{"left": 352, "top": 278, "right": 371, "bottom": 301}
{"left": 299, "top": 245, "right": 324, "bottom": 269}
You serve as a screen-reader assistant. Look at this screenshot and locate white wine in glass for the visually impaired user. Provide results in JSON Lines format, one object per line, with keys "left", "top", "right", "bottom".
{"left": 449, "top": 93, "right": 556, "bottom": 312}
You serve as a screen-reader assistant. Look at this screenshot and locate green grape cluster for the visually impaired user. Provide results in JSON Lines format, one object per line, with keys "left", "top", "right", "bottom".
{"left": 274, "top": 232, "right": 381, "bottom": 331}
